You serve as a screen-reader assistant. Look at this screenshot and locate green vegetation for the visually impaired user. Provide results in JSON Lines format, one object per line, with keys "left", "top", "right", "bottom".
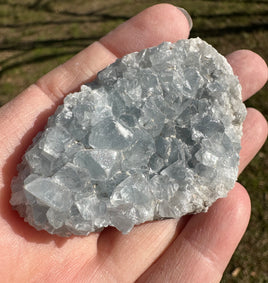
{"left": 0, "top": 0, "right": 267, "bottom": 281}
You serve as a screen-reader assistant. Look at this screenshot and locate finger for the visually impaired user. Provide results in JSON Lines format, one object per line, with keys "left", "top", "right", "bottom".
{"left": 99, "top": 4, "right": 190, "bottom": 57}
{"left": 84, "top": 217, "right": 190, "bottom": 282}
{"left": 226, "top": 50, "right": 268, "bottom": 101}
{"left": 37, "top": 3, "right": 190, "bottom": 103}
{"left": 136, "top": 183, "right": 251, "bottom": 283}
{"left": 239, "top": 108, "right": 268, "bottom": 174}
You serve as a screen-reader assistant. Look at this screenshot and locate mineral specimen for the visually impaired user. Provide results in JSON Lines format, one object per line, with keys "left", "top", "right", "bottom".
{"left": 10, "top": 38, "right": 247, "bottom": 237}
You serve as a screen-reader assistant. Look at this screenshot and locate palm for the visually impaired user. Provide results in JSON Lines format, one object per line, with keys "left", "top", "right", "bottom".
{"left": 0, "top": 4, "right": 267, "bottom": 282}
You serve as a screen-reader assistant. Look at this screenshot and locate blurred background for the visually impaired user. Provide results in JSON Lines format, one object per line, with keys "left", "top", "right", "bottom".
{"left": 0, "top": 0, "right": 267, "bottom": 281}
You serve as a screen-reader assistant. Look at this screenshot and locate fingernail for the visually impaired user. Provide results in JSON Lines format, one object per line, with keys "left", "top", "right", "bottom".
{"left": 177, "top": 7, "right": 193, "bottom": 31}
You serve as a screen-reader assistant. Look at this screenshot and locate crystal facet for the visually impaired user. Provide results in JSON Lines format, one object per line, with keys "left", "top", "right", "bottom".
{"left": 10, "top": 38, "right": 247, "bottom": 236}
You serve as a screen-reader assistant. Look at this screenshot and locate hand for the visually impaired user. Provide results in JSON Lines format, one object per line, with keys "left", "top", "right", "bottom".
{"left": 0, "top": 4, "right": 267, "bottom": 282}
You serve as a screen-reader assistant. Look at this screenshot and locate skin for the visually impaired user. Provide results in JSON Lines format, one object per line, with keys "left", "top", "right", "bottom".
{"left": 0, "top": 4, "right": 267, "bottom": 282}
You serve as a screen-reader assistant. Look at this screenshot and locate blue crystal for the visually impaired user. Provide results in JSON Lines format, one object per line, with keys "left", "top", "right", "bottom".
{"left": 10, "top": 38, "right": 246, "bottom": 236}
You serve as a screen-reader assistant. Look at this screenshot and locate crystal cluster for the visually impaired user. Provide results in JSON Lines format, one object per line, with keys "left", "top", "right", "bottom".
{"left": 10, "top": 38, "right": 246, "bottom": 236}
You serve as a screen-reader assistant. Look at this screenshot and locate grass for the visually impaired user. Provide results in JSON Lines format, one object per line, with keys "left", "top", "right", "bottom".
{"left": 0, "top": 0, "right": 267, "bottom": 281}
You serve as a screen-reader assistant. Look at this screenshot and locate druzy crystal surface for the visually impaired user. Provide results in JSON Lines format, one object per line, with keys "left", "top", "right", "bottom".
{"left": 10, "top": 38, "right": 246, "bottom": 237}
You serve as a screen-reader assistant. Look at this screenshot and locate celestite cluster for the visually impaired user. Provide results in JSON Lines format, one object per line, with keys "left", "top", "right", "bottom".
{"left": 10, "top": 38, "right": 246, "bottom": 236}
